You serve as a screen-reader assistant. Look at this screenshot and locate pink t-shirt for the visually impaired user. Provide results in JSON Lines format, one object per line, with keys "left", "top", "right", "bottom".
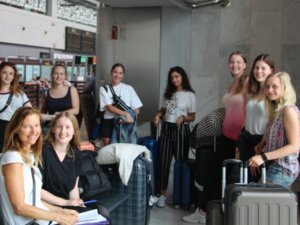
{"left": 222, "top": 92, "right": 246, "bottom": 140}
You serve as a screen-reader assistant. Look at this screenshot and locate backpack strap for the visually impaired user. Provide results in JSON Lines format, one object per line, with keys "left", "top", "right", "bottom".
{"left": 0, "top": 93, "right": 13, "bottom": 114}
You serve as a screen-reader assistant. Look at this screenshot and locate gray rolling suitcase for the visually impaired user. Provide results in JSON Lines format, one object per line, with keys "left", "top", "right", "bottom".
{"left": 224, "top": 160, "right": 298, "bottom": 225}
{"left": 206, "top": 159, "right": 244, "bottom": 225}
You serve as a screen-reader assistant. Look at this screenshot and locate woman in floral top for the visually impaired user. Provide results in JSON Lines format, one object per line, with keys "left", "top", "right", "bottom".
{"left": 249, "top": 72, "right": 300, "bottom": 187}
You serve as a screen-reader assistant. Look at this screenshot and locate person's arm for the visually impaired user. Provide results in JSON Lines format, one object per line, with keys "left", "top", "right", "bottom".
{"left": 3, "top": 163, "right": 78, "bottom": 225}
{"left": 106, "top": 104, "right": 134, "bottom": 123}
{"left": 69, "top": 177, "right": 80, "bottom": 199}
{"left": 249, "top": 107, "right": 300, "bottom": 167}
{"left": 67, "top": 86, "right": 80, "bottom": 115}
{"left": 153, "top": 107, "right": 166, "bottom": 126}
{"left": 40, "top": 92, "right": 55, "bottom": 121}
{"left": 41, "top": 189, "right": 84, "bottom": 207}
{"left": 176, "top": 112, "right": 196, "bottom": 126}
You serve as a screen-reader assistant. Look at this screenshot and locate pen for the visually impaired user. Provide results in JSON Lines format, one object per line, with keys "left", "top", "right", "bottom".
{"left": 84, "top": 199, "right": 97, "bottom": 204}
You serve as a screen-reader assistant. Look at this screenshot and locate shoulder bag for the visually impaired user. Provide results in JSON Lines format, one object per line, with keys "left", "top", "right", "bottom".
{"left": 108, "top": 84, "right": 131, "bottom": 111}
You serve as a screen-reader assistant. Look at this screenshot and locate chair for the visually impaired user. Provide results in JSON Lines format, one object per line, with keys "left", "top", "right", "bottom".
{"left": 21, "top": 83, "right": 41, "bottom": 109}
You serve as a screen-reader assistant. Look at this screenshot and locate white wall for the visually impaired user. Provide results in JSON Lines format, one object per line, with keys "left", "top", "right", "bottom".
{"left": 0, "top": 4, "right": 96, "bottom": 51}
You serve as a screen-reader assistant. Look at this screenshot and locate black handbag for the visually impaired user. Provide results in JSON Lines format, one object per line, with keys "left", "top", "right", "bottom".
{"left": 108, "top": 84, "right": 131, "bottom": 111}
{"left": 25, "top": 168, "right": 40, "bottom": 225}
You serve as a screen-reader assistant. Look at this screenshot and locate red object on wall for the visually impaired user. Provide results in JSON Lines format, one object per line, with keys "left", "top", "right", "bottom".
{"left": 112, "top": 25, "right": 118, "bottom": 40}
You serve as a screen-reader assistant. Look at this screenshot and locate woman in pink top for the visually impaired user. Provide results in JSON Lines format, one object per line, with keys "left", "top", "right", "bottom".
{"left": 221, "top": 51, "right": 248, "bottom": 160}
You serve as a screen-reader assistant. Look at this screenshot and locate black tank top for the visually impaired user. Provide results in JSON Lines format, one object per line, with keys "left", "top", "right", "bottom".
{"left": 45, "top": 87, "right": 72, "bottom": 114}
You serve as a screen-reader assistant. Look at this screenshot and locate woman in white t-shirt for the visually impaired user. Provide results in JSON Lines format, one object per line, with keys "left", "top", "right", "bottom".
{"left": 0, "top": 62, "right": 32, "bottom": 152}
{"left": 99, "top": 63, "right": 143, "bottom": 146}
{"left": 153, "top": 66, "right": 196, "bottom": 208}
{"left": 0, "top": 107, "right": 78, "bottom": 225}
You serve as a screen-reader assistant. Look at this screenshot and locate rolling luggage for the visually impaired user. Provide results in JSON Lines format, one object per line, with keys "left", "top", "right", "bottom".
{"left": 181, "top": 159, "right": 195, "bottom": 209}
{"left": 104, "top": 156, "right": 152, "bottom": 225}
{"left": 173, "top": 160, "right": 195, "bottom": 209}
{"left": 137, "top": 136, "right": 159, "bottom": 194}
{"left": 207, "top": 159, "right": 298, "bottom": 225}
{"left": 173, "top": 161, "right": 182, "bottom": 206}
{"left": 224, "top": 162, "right": 298, "bottom": 225}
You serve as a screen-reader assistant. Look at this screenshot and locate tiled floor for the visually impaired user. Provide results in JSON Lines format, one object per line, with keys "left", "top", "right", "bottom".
{"left": 150, "top": 205, "right": 194, "bottom": 225}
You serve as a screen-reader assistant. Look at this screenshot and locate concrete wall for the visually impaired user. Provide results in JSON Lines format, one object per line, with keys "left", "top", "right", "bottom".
{"left": 97, "top": 7, "right": 161, "bottom": 123}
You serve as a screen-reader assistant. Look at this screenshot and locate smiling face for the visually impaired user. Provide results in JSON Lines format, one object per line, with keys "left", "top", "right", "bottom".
{"left": 170, "top": 71, "right": 183, "bottom": 90}
{"left": 228, "top": 54, "right": 247, "bottom": 78}
{"left": 18, "top": 114, "right": 41, "bottom": 151}
{"left": 51, "top": 65, "right": 66, "bottom": 86}
{"left": 0, "top": 65, "right": 15, "bottom": 86}
{"left": 111, "top": 66, "right": 124, "bottom": 85}
{"left": 52, "top": 116, "right": 74, "bottom": 145}
{"left": 265, "top": 76, "right": 284, "bottom": 101}
{"left": 253, "top": 60, "right": 273, "bottom": 84}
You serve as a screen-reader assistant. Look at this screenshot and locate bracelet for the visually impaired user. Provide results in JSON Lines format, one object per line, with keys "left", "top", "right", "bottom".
{"left": 261, "top": 153, "right": 268, "bottom": 162}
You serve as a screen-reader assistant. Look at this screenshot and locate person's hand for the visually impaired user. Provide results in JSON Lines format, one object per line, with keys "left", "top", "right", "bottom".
{"left": 57, "top": 211, "right": 79, "bottom": 225}
{"left": 153, "top": 115, "right": 161, "bottom": 126}
{"left": 248, "top": 155, "right": 264, "bottom": 168}
{"left": 125, "top": 113, "right": 134, "bottom": 123}
{"left": 176, "top": 115, "right": 185, "bottom": 126}
{"left": 65, "top": 198, "right": 85, "bottom": 207}
{"left": 235, "top": 148, "right": 240, "bottom": 159}
{"left": 249, "top": 166, "right": 260, "bottom": 177}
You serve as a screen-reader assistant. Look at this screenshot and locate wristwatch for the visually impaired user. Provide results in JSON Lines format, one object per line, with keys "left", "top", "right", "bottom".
{"left": 261, "top": 153, "right": 268, "bottom": 162}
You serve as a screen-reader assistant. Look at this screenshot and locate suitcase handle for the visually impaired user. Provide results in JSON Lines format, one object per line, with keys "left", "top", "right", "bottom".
{"left": 221, "top": 159, "right": 244, "bottom": 200}
{"left": 244, "top": 161, "right": 267, "bottom": 184}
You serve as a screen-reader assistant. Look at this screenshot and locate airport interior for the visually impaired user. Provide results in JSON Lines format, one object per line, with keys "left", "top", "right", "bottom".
{"left": 1, "top": 0, "right": 300, "bottom": 224}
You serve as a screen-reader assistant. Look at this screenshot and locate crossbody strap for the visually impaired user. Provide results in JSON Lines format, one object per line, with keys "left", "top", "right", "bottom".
{"left": 108, "top": 84, "right": 130, "bottom": 110}
{"left": 0, "top": 93, "right": 13, "bottom": 113}
{"left": 30, "top": 167, "right": 36, "bottom": 206}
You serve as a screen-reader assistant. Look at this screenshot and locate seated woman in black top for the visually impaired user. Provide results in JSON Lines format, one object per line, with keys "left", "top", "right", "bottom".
{"left": 39, "top": 111, "right": 84, "bottom": 209}
{"left": 41, "top": 63, "right": 80, "bottom": 122}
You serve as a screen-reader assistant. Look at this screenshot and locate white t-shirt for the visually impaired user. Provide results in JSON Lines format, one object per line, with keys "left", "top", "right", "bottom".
{"left": 0, "top": 92, "right": 30, "bottom": 121}
{"left": 162, "top": 91, "right": 196, "bottom": 123}
{"left": 99, "top": 83, "right": 143, "bottom": 119}
{"left": 0, "top": 151, "right": 50, "bottom": 225}
{"left": 244, "top": 98, "right": 268, "bottom": 135}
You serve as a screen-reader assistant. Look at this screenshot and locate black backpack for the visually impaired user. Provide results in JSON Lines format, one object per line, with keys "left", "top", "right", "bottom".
{"left": 78, "top": 150, "right": 112, "bottom": 199}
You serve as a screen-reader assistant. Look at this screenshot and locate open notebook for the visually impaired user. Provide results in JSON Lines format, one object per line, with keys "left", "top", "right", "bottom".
{"left": 76, "top": 209, "right": 109, "bottom": 225}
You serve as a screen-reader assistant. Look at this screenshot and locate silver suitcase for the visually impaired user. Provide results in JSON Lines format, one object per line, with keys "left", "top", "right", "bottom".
{"left": 224, "top": 159, "right": 298, "bottom": 225}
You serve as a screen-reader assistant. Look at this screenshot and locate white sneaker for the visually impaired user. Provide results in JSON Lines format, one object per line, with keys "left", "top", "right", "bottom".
{"left": 182, "top": 210, "right": 206, "bottom": 224}
{"left": 156, "top": 195, "right": 167, "bottom": 208}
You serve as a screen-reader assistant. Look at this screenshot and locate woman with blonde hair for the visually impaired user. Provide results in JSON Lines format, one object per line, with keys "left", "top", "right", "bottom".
{"left": 0, "top": 107, "right": 78, "bottom": 225}
{"left": 41, "top": 63, "right": 79, "bottom": 122}
{"left": 249, "top": 72, "right": 300, "bottom": 187}
{"left": 39, "top": 111, "right": 85, "bottom": 209}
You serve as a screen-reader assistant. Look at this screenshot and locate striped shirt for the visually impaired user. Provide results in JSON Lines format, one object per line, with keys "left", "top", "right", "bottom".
{"left": 264, "top": 105, "right": 300, "bottom": 177}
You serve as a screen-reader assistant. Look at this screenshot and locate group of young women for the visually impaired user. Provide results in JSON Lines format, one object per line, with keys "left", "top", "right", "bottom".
{"left": 181, "top": 52, "right": 300, "bottom": 224}
{"left": 0, "top": 51, "right": 300, "bottom": 224}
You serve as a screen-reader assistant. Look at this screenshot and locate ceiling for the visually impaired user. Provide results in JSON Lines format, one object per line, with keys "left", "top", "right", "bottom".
{"left": 97, "top": 0, "right": 174, "bottom": 8}
{"left": 96, "top": 0, "right": 230, "bottom": 9}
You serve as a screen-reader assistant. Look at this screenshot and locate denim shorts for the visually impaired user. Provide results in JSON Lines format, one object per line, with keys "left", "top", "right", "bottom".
{"left": 266, "top": 163, "right": 295, "bottom": 187}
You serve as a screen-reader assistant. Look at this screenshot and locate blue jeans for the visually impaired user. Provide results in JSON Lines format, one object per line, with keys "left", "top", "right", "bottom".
{"left": 266, "top": 162, "right": 295, "bottom": 187}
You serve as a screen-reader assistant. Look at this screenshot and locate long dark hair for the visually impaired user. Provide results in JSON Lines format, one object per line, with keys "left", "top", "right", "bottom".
{"left": 0, "top": 62, "right": 23, "bottom": 94}
{"left": 164, "top": 66, "right": 195, "bottom": 100}
{"left": 248, "top": 54, "right": 275, "bottom": 95}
